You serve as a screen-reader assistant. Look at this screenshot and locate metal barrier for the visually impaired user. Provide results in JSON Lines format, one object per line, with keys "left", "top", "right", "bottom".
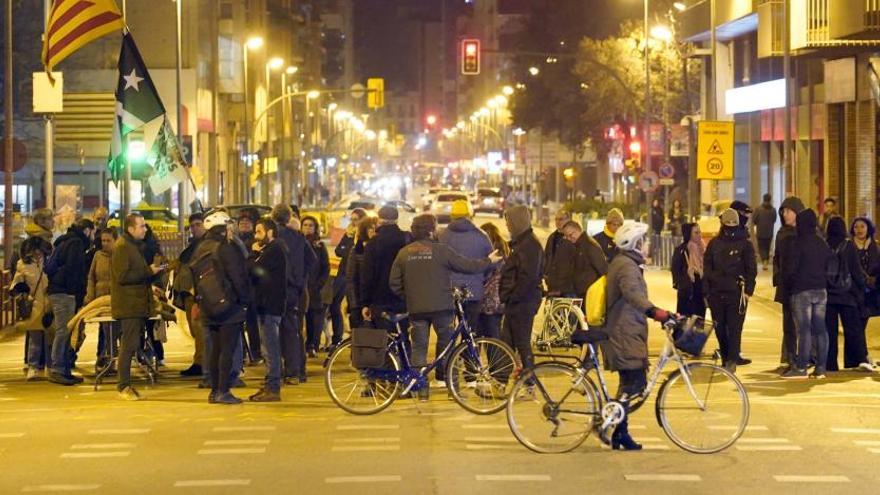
{"left": 650, "top": 233, "right": 681, "bottom": 269}
{"left": 156, "top": 232, "right": 188, "bottom": 261}
{"left": 0, "top": 270, "right": 15, "bottom": 331}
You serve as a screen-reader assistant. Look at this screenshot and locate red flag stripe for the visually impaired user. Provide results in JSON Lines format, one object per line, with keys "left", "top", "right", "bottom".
{"left": 47, "top": 0, "right": 96, "bottom": 42}
{"left": 46, "top": 11, "right": 123, "bottom": 62}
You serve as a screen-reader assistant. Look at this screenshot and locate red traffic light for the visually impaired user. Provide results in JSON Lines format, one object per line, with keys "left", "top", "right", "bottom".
{"left": 629, "top": 141, "right": 642, "bottom": 155}
{"left": 426, "top": 114, "right": 438, "bottom": 126}
{"left": 461, "top": 39, "right": 480, "bottom": 75}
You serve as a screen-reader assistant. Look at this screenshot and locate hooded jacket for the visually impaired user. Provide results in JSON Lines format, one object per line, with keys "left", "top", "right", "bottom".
{"left": 47, "top": 226, "right": 90, "bottom": 300}
{"left": 437, "top": 218, "right": 494, "bottom": 301}
{"left": 361, "top": 223, "right": 411, "bottom": 312}
{"left": 190, "top": 229, "right": 252, "bottom": 326}
{"left": 248, "top": 238, "right": 288, "bottom": 316}
{"left": 571, "top": 232, "right": 608, "bottom": 296}
{"left": 390, "top": 239, "right": 491, "bottom": 316}
{"left": 8, "top": 222, "right": 54, "bottom": 276}
{"left": 602, "top": 249, "right": 654, "bottom": 371}
{"left": 773, "top": 196, "right": 806, "bottom": 302}
{"left": 783, "top": 209, "right": 832, "bottom": 296}
{"left": 499, "top": 227, "right": 544, "bottom": 308}
{"left": 704, "top": 225, "right": 757, "bottom": 297}
{"left": 543, "top": 229, "right": 577, "bottom": 294}
{"left": 111, "top": 233, "right": 155, "bottom": 319}
{"left": 671, "top": 223, "right": 696, "bottom": 292}
{"left": 825, "top": 217, "right": 866, "bottom": 307}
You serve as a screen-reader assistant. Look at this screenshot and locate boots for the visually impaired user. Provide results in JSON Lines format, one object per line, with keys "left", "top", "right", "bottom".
{"left": 611, "top": 422, "right": 642, "bottom": 451}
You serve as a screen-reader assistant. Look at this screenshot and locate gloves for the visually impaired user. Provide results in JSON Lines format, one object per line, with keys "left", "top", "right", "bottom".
{"left": 648, "top": 307, "right": 672, "bottom": 323}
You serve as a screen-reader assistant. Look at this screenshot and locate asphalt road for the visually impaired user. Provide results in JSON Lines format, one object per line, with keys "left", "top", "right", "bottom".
{"left": 0, "top": 218, "right": 878, "bottom": 494}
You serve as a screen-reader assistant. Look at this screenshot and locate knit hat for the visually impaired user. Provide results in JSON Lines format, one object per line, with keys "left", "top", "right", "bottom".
{"left": 450, "top": 199, "right": 472, "bottom": 219}
{"left": 378, "top": 205, "right": 398, "bottom": 221}
{"left": 720, "top": 208, "right": 739, "bottom": 227}
{"left": 606, "top": 208, "right": 624, "bottom": 225}
{"left": 504, "top": 205, "right": 532, "bottom": 238}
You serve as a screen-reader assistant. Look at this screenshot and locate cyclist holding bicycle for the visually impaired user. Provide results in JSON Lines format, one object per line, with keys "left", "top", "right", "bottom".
{"left": 603, "top": 222, "right": 675, "bottom": 451}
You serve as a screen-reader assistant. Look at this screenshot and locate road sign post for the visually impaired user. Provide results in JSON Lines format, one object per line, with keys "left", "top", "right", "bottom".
{"left": 696, "top": 121, "right": 734, "bottom": 180}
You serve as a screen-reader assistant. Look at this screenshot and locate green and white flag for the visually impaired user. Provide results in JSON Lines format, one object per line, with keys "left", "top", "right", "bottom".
{"left": 147, "top": 116, "right": 188, "bottom": 195}
{"left": 108, "top": 32, "right": 166, "bottom": 182}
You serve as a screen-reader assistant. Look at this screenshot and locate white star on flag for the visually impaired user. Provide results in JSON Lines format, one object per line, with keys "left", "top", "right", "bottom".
{"left": 123, "top": 68, "right": 144, "bottom": 91}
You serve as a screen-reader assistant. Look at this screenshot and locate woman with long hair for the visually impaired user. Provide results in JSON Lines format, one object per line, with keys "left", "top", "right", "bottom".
{"left": 826, "top": 217, "right": 869, "bottom": 371}
{"left": 479, "top": 222, "right": 509, "bottom": 340}
{"left": 670, "top": 222, "right": 706, "bottom": 318}
{"left": 851, "top": 217, "right": 880, "bottom": 370}
{"left": 301, "top": 216, "right": 330, "bottom": 357}
{"left": 345, "top": 216, "right": 379, "bottom": 329}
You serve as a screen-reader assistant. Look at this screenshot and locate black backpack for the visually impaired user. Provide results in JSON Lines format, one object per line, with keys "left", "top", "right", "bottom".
{"left": 190, "top": 240, "right": 237, "bottom": 320}
{"left": 827, "top": 240, "right": 852, "bottom": 292}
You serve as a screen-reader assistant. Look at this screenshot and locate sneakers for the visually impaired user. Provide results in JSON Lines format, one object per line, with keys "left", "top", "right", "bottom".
{"left": 474, "top": 382, "right": 507, "bottom": 401}
{"left": 118, "top": 386, "right": 142, "bottom": 401}
{"left": 858, "top": 362, "right": 875, "bottom": 372}
{"left": 180, "top": 364, "right": 203, "bottom": 377}
{"left": 284, "top": 376, "right": 302, "bottom": 386}
{"left": 213, "top": 392, "right": 243, "bottom": 405}
{"left": 48, "top": 372, "right": 78, "bottom": 386}
{"left": 249, "top": 388, "right": 281, "bottom": 402}
{"left": 809, "top": 371, "right": 826, "bottom": 380}
{"left": 25, "top": 368, "right": 40, "bottom": 381}
{"left": 781, "top": 368, "right": 808, "bottom": 379}
{"left": 430, "top": 379, "right": 447, "bottom": 389}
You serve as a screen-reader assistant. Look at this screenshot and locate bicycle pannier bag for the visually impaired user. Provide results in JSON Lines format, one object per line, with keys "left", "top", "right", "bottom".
{"left": 350, "top": 327, "right": 389, "bottom": 368}
{"left": 585, "top": 275, "right": 607, "bottom": 327}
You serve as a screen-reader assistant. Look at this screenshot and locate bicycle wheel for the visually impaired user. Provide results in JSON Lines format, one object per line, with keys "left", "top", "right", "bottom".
{"left": 325, "top": 340, "right": 401, "bottom": 415}
{"left": 506, "top": 362, "right": 600, "bottom": 453}
{"left": 655, "top": 362, "right": 749, "bottom": 454}
{"left": 446, "top": 337, "right": 519, "bottom": 415}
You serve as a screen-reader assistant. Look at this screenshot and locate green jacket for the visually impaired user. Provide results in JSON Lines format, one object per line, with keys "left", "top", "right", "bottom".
{"left": 111, "top": 233, "right": 154, "bottom": 319}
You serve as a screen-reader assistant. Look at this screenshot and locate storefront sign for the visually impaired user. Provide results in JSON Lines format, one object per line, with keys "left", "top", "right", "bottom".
{"left": 725, "top": 79, "right": 785, "bottom": 115}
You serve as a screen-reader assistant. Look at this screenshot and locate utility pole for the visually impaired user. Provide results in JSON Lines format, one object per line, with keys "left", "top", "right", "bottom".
{"left": 644, "top": 0, "right": 652, "bottom": 173}
{"left": 4, "top": 0, "right": 14, "bottom": 262}
{"left": 43, "top": 0, "right": 54, "bottom": 211}
{"left": 782, "top": 0, "right": 792, "bottom": 189}
{"left": 175, "top": 0, "right": 185, "bottom": 231}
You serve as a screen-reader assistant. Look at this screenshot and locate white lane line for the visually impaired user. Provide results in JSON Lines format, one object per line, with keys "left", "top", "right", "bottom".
{"left": 70, "top": 443, "right": 135, "bottom": 450}
{"left": 831, "top": 427, "right": 880, "bottom": 434}
{"left": 869, "top": 448, "right": 880, "bottom": 454}
{"left": 737, "top": 438, "right": 792, "bottom": 444}
{"left": 475, "top": 475, "right": 551, "bottom": 482}
{"left": 709, "top": 425, "right": 768, "bottom": 431}
{"left": 203, "top": 440, "right": 270, "bottom": 446}
{"left": 625, "top": 474, "right": 702, "bottom": 482}
{"left": 628, "top": 425, "right": 647, "bottom": 430}
{"left": 742, "top": 328, "right": 764, "bottom": 334}
{"left": 173, "top": 480, "right": 251, "bottom": 487}
{"left": 87, "top": 429, "right": 150, "bottom": 435}
{"left": 325, "top": 476, "right": 402, "bottom": 483}
{"left": 197, "top": 448, "right": 266, "bottom": 455}
{"left": 211, "top": 426, "right": 276, "bottom": 432}
{"left": 466, "top": 444, "right": 522, "bottom": 451}
{"left": 0, "top": 397, "right": 20, "bottom": 401}
{"left": 60, "top": 452, "right": 131, "bottom": 459}
{"left": 0, "top": 432, "right": 25, "bottom": 438}
{"left": 464, "top": 437, "right": 519, "bottom": 443}
{"left": 333, "top": 437, "right": 400, "bottom": 443}
{"left": 331, "top": 445, "right": 400, "bottom": 452}
{"left": 642, "top": 444, "right": 672, "bottom": 451}
{"left": 773, "top": 475, "right": 850, "bottom": 483}
{"left": 854, "top": 440, "right": 880, "bottom": 446}
{"left": 462, "top": 424, "right": 508, "bottom": 430}
{"left": 336, "top": 424, "right": 400, "bottom": 431}
{"left": 21, "top": 484, "right": 101, "bottom": 492}
{"left": 736, "top": 445, "right": 802, "bottom": 451}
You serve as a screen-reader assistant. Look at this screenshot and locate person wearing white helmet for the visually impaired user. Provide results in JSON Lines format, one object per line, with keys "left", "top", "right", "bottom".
{"left": 602, "top": 221, "right": 674, "bottom": 451}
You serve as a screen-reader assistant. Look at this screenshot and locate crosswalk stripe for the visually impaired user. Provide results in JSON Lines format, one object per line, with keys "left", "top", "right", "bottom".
{"left": 336, "top": 425, "right": 400, "bottom": 431}
{"left": 60, "top": 452, "right": 130, "bottom": 459}
{"left": 625, "top": 474, "right": 701, "bottom": 481}
{"left": 736, "top": 445, "right": 802, "bottom": 451}
{"left": 21, "top": 484, "right": 101, "bottom": 492}
{"left": 173, "top": 480, "right": 251, "bottom": 487}
{"left": 197, "top": 448, "right": 266, "bottom": 455}
{"left": 475, "top": 475, "right": 551, "bottom": 482}
{"left": 325, "top": 476, "right": 401, "bottom": 483}
{"left": 773, "top": 475, "right": 850, "bottom": 483}
{"left": 831, "top": 427, "right": 880, "bottom": 434}
{"left": 87, "top": 429, "right": 150, "bottom": 435}
{"left": 70, "top": 443, "right": 134, "bottom": 450}
{"left": 331, "top": 445, "right": 400, "bottom": 452}
{"left": 211, "top": 426, "right": 276, "bottom": 432}
{"left": 203, "top": 440, "right": 270, "bottom": 446}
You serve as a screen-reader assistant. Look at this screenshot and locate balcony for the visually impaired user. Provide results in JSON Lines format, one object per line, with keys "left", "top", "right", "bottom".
{"left": 829, "top": 0, "right": 880, "bottom": 39}
{"left": 679, "top": 0, "right": 759, "bottom": 43}
{"left": 758, "top": 0, "right": 880, "bottom": 57}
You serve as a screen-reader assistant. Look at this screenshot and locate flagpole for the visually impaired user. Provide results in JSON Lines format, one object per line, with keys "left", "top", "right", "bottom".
{"left": 43, "top": 0, "right": 54, "bottom": 211}
{"left": 175, "top": 0, "right": 185, "bottom": 231}
{"left": 122, "top": 2, "right": 131, "bottom": 219}
{"left": 4, "top": 0, "right": 14, "bottom": 263}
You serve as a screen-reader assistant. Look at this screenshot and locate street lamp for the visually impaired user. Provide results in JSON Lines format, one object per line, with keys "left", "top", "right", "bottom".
{"left": 242, "top": 35, "right": 264, "bottom": 203}
{"left": 285, "top": 65, "right": 298, "bottom": 75}
{"left": 528, "top": 66, "right": 540, "bottom": 76}
{"left": 650, "top": 25, "right": 673, "bottom": 42}
{"left": 502, "top": 85, "right": 514, "bottom": 96}
{"left": 673, "top": 2, "right": 686, "bottom": 11}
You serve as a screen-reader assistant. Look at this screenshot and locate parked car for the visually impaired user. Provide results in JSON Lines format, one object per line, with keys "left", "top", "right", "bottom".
{"left": 430, "top": 191, "right": 472, "bottom": 224}
{"left": 339, "top": 197, "right": 416, "bottom": 231}
{"left": 473, "top": 188, "right": 504, "bottom": 217}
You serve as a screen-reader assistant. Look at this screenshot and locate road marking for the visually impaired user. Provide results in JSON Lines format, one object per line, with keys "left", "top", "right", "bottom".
{"left": 773, "top": 475, "right": 850, "bottom": 483}
{"left": 462, "top": 424, "right": 508, "bottom": 430}
{"left": 736, "top": 445, "right": 802, "bottom": 451}
{"left": 60, "top": 452, "right": 131, "bottom": 459}
{"left": 464, "top": 437, "right": 519, "bottom": 443}
{"left": 709, "top": 425, "right": 768, "bottom": 431}
{"left": 854, "top": 440, "right": 880, "bottom": 446}
{"left": 0, "top": 432, "right": 25, "bottom": 438}
{"left": 87, "top": 429, "right": 150, "bottom": 435}
{"left": 203, "top": 440, "right": 270, "bottom": 446}
{"left": 466, "top": 444, "right": 522, "bottom": 451}
{"left": 211, "top": 426, "right": 276, "bottom": 432}
{"left": 737, "top": 438, "right": 791, "bottom": 444}
{"left": 475, "top": 475, "right": 551, "bottom": 482}
{"left": 21, "top": 484, "right": 101, "bottom": 492}
{"left": 642, "top": 444, "right": 672, "bottom": 450}
{"left": 0, "top": 397, "right": 20, "bottom": 401}
{"left": 331, "top": 445, "right": 400, "bottom": 452}
{"left": 197, "top": 448, "right": 266, "bottom": 455}
{"left": 325, "top": 476, "right": 401, "bottom": 483}
{"left": 628, "top": 425, "right": 647, "bottom": 430}
{"left": 742, "top": 328, "right": 764, "bottom": 334}
{"left": 869, "top": 448, "right": 880, "bottom": 454}
{"left": 625, "top": 474, "right": 701, "bottom": 482}
{"left": 173, "top": 480, "right": 251, "bottom": 487}
{"left": 333, "top": 437, "right": 400, "bottom": 443}
{"left": 831, "top": 427, "right": 880, "bottom": 434}
{"left": 70, "top": 443, "right": 135, "bottom": 450}
{"left": 336, "top": 424, "right": 400, "bottom": 431}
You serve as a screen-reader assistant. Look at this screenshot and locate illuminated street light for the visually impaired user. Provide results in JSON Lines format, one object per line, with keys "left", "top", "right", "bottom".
{"left": 426, "top": 114, "right": 438, "bottom": 126}
{"left": 494, "top": 95, "right": 508, "bottom": 106}
{"left": 512, "top": 127, "right": 526, "bottom": 136}
{"left": 456, "top": 121, "right": 465, "bottom": 129}
{"left": 502, "top": 85, "right": 514, "bottom": 96}
{"left": 673, "top": 2, "right": 686, "bottom": 11}
{"left": 479, "top": 107, "right": 490, "bottom": 116}
{"left": 378, "top": 130, "right": 388, "bottom": 140}
{"left": 487, "top": 99, "right": 498, "bottom": 109}
{"left": 334, "top": 110, "right": 352, "bottom": 120}
{"left": 268, "top": 57, "right": 284, "bottom": 69}
{"left": 528, "top": 66, "right": 540, "bottom": 76}
{"left": 285, "top": 66, "right": 298, "bottom": 74}
{"left": 128, "top": 139, "right": 146, "bottom": 160}
{"left": 307, "top": 90, "right": 320, "bottom": 99}
{"left": 328, "top": 102, "right": 338, "bottom": 111}
{"left": 650, "top": 25, "right": 673, "bottom": 42}
{"left": 364, "top": 130, "right": 377, "bottom": 140}
{"left": 246, "top": 36, "right": 264, "bottom": 50}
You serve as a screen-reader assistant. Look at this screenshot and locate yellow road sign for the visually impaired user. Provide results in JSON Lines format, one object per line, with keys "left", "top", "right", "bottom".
{"left": 697, "top": 121, "right": 734, "bottom": 180}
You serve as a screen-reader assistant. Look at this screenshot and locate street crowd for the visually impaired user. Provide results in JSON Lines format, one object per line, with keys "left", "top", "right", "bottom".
{"left": 3, "top": 194, "right": 877, "bottom": 450}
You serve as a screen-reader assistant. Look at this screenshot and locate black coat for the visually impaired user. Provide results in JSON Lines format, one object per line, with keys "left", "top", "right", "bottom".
{"left": 543, "top": 230, "right": 576, "bottom": 294}
{"left": 593, "top": 230, "right": 618, "bottom": 261}
{"left": 249, "top": 239, "right": 288, "bottom": 316}
{"left": 345, "top": 241, "right": 366, "bottom": 309}
{"left": 704, "top": 227, "right": 757, "bottom": 297}
{"left": 783, "top": 211, "right": 831, "bottom": 296}
{"left": 334, "top": 232, "right": 355, "bottom": 290}
{"left": 192, "top": 230, "right": 252, "bottom": 326}
{"left": 670, "top": 243, "right": 693, "bottom": 293}
{"left": 47, "top": 227, "right": 89, "bottom": 301}
{"left": 826, "top": 239, "right": 866, "bottom": 307}
{"left": 856, "top": 240, "right": 880, "bottom": 314}
{"left": 276, "top": 226, "right": 316, "bottom": 305}
{"left": 500, "top": 228, "right": 544, "bottom": 308}
{"left": 307, "top": 240, "right": 330, "bottom": 310}
{"left": 361, "top": 224, "right": 410, "bottom": 312}
{"left": 753, "top": 203, "right": 777, "bottom": 240}
{"left": 650, "top": 206, "right": 665, "bottom": 233}
{"left": 571, "top": 233, "right": 608, "bottom": 296}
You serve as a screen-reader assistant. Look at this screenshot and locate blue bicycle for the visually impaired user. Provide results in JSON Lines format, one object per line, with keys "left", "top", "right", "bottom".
{"left": 324, "top": 287, "right": 519, "bottom": 415}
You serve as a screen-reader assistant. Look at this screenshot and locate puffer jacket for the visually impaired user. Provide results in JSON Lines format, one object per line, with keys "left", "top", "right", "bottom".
{"left": 704, "top": 226, "right": 757, "bottom": 297}
{"left": 10, "top": 259, "right": 50, "bottom": 332}
{"left": 47, "top": 226, "right": 89, "bottom": 300}
{"left": 601, "top": 249, "right": 655, "bottom": 371}
{"left": 437, "top": 218, "right": 493, "bottom": 301}
{"left": 86, "top": 250, "right": 112, "bottom": 303}
{"left": 571, "top": 233, "right": 608, "bottom": 296}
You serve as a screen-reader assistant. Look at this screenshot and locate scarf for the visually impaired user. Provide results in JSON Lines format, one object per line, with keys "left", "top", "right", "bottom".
{"left": 686, "top": 236, "right": 705, "bottom": 282}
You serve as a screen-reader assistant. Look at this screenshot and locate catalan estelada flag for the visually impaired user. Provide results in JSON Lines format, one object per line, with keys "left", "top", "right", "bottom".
{"left": 41, "top": 0, "right": 126, "bottom": 72}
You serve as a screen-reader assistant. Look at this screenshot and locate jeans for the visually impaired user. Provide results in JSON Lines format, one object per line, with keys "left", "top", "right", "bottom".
{"left": 792, "top": 289, "right": 828, "bottom": 373}
{"left": 306, "top": 306, "right": 327, "bottom": 351}
{"left": 117, "top": 318, "right": 145, "bottom": 391}
{"left": 208, "top": 323, "right": 243, "bottom": 394}
{"left": 280, "top": 295, "right": 306, "bottom": 378}
{"left": 48, "top": 294, "right": 77, "bottom": 375}
{"left": 96, "top": 321, "right": 120, "bottom": 366}
{"left": 26, "top": 329, "right": 54, "bottom": 370}
{"left": 462, "top": 301, "right": 482, "bottom": 336}
{"left": 410, "top": 313, "right": 455, "bottom": 381}
{"left": 244, "top": 303, "right": 262, "bottom": 361}
{"left": 477, "top": 313, "right": 502, "bottom": 340}
{"left": 328, "top": 280, "right": 346, "bottom": 345}
{"left": 825, "top": 303, "right": 868, "bottom": 370}
{"left": 258, "top": 314, "right": 282, "bottom": 392}
{"left": 203, "top": 326, "right": 242, "bottom": 385}
{"left": 709, "top": 293, "right": 746, "bottom": 366}
{"left": 780, "top": 302, "right": 797, "bottom": 365}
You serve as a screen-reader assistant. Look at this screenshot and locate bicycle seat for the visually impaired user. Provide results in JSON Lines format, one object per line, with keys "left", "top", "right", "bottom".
{"left": 381, "top": 312, "right": 409, "bottom": 324}
{"left": 570, "top": 329, "right": 609, "bottom": 345}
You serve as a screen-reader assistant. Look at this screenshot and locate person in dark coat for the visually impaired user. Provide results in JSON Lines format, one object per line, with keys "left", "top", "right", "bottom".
{"left": 345, "top": 216, "right": 377, "bottom": 330}
{"left": 329, "top": 208, "right": 366, "bottom": 346}
{"left": 753, "top": 194, "right": 778, "bottom": 271}
{"left": 729, "top": 200, "right": 753, "bottom": 233}
{"left": 247, "top": 217, "right": 288, "bottom": 402}
{"left": 47, "top": 218, "right": 95, "bottom": 386}
{"left": 190, "top": 210, "right": 252, "bottom": 403}
{"left": 667, "top": 199, "right": 686, "bottom": 237}
{"left": 560, "top": 221, "right": 608, "bottom": 297}
{"left": 177, "top": 213, "right": 207, "bottom": 377}
{"left": 361, "top": 206, "right": 411, "bottom": 323}
{"left": 649, "top": 199, "right": 665, "bottom": 234}
{"left": 781, "top": 209, "right": 832, "bottom": 379}
{"left": 237, "top": 209, "right": 261, "bottom": 364}
{"left": 543, "top": 208, "right": 577, "bottom": 296}
{"left": 301, "top": 216, "right": 330, "bottom": 357}
{"left": 140, "top": 225, "right": 166, "bottom": 366}
{"left": 851, "top": 217, "right": 880, "bottom": 370}
{"left": 704, "top": 209, "right": 757, "bottom": 373}
{"left": 499, "top": 205, "right": 543, "bottom": 383}
{"left": 594, "top": 208, "right": 624, "bottom": 261}
{"left": 773, "top": 196, "right": 806, "bottom": 370}
{"left": 111, "top": 214, "right": 163, "bottom": 399}
{"left": 824, "top": 217, "right": 870, "bottom": 372}
{"left": 670, "top": 223, "right": 706, "bottom": 318}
